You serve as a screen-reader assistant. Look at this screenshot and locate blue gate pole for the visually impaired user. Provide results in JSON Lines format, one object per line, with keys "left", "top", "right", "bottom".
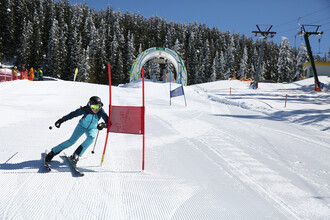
{"left": 178, "top": 65, "right": 187, "bottom": 106}
{"left": 170, "top": 70, "right": 172, "bottom": 106}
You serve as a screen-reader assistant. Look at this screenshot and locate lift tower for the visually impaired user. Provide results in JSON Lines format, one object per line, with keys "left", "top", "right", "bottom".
{"left": 299, "top": 24, "right": 324, "bottom": 91}
{"left": 251, "top": 25, "right": 276, "bottom": 89}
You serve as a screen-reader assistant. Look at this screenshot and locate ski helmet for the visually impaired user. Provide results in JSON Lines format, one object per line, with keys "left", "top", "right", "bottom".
{"left": 89, "top": 96, "right": 103, "bottom": 107}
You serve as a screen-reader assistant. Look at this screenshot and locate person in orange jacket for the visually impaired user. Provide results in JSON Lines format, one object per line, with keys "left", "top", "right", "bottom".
{"left": 28, "top": 68, "right": 34, "bottom": 81}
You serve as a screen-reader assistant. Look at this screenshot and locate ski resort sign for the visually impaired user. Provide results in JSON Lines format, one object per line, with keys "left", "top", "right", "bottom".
{"left": 130, "top": 47, "right": 187, "bottom": 86}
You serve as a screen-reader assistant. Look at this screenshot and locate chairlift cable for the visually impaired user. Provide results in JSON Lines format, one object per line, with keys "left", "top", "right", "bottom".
{"left": 273, "top": 6, "right": 330, "bottom": 29}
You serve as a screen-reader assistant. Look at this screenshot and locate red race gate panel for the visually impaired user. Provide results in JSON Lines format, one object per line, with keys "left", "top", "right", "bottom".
{"left": 109, "top": 106, "right": 145, "bottom": 135}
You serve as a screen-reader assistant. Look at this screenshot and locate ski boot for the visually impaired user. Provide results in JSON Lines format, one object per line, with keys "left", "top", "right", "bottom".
{"left": 70, "top": 153, "right": 79, "bottom": 165}
{"left": 45, "top": 150, "right": 56, "bottom": 163}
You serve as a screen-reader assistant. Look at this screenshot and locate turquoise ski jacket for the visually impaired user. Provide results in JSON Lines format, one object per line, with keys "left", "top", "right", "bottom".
{"left": 61, "top": 105, "right": 108, "bottom": 137}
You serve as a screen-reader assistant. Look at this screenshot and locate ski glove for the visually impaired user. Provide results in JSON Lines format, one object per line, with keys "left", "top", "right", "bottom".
{"left": 97, "top": 122, "right": 106, "bottom": 130}
{"left": 55, "top": 119, "right": 64, "bottom": 128}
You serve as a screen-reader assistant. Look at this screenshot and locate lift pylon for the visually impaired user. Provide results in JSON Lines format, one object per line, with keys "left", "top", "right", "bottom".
{"left": 299, "top": 24, "right": 324, "bottom": 91}
{"left": 251, "top": 25, "right": 276, "bottom": 89}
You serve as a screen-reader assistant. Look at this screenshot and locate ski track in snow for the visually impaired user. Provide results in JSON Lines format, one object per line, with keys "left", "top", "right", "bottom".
{"left": 151, "top": 86, "right": 330, "bottom": 219}
{"left": 197, "top": 129, "right": 330, "bottom": 220}
{"left": 199, "top": 85, "right": 330, "bottom": 219}
{"left": 150, "top": 112, "right": 289, "bottom": 219}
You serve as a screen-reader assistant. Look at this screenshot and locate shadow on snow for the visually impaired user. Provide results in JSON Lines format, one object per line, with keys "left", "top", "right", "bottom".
{"left": 0, "top": 153, "right": 96, "bottom": 177}
{"left": 214, "top": 108, "right": 330, "bottom": 132}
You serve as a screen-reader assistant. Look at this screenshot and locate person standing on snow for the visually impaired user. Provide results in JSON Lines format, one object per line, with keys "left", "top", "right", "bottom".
{"left": 28, "top": 67, "right": 34, "bottom": 81}
{"left": 36, "top": 68, "right": 43, "bottom": 81}
{"left": 45, "top": 96, "right": 108, "bottom": 165}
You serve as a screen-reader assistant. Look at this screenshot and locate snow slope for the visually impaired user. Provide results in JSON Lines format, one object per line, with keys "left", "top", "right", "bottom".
{"left": 0, "top": 77, "right": 329, "bottom": 219}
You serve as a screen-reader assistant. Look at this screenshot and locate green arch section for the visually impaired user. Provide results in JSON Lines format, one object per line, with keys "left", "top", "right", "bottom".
{"left": 130, "top": 47, "right": 187, "bottom": 86}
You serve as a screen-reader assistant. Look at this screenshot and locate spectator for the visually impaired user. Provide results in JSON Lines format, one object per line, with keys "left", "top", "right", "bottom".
{"left": 28, "top": 68, "right": 34, "bottom": 81}
{"left": 37, "top": 68, "right": 43, "bottom": 81}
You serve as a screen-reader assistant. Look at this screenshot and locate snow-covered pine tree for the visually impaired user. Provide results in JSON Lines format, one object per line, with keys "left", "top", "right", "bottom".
{"left": 47, "top": 19, "right": 60, "bottom": 77}
{"left": 211, "top": 55, "right": 216, "bottom": 82}
{"left": 225, "top": 35, "right": 235, "bottom": 78}
{"left": 116, "top": 19, "right": 125, "bottom": 84}
{"left": 153, "top": 15, "right": 163, "bottom": 46}
{"left": 262, "top": 41, "right": 278, "bottom": 81}
{"left": 61, "top": 1, "right": 76, "bottom": 80}
{"left": 250, "top": 45, "right": 258, "bottom": 80}
{"left": 70, "top": 5, "right": 83, "bottom": 81}
{"left": 92, "top": 17, "right": 107, "bottom": 84}
{"left": 81, "top": 4, "right": 93, "bottom": 50}
{"left": 260, "top": 62, "right": 266, "bottom": 81}
{"left": 73, "top": 34, "right": 83, "bottom": 80}
{"left": 164, "top": 60, "right": 172, "bottom": 82}
{"left": 187, "top": 31, "right": 197, "bottom": 84}
{"left": 202, "top": 39, "right": 211, "bottom": 82}
{"left": 178, "top": 24, "right": 187, "bottom": 62}
{"left": 238, "top": 46, "right": 248, "bottom": 79}
{"left": 138, "top": 43, "right": 143, "bottom": 54}
{"left": 172, "top": 39, "right": 184, "bottom": 59}
{"left": 57, "top": 8, "right": 69, "bottom": 79}
{"left": 219, "top": 51, "right": 225, "bottom": 79}
{"left": 43, "top": 0, "right": 56, "bottom": 66}
{"left": 0, "top": 0, "right": 13, "bottom": 59}
{"left": 164, "top": 24, "right": 175, "bottom": 48}
{"left": 277, "top": 36, "right": 295, "bottom": 82}
{"left": 11, "top": 0, "right": 25, "bottom": 60}
{"left": 211, "top": 51, "right": 220, "bottom": 81}
{"left": 294, "top": 43, "right": 308, "bottom": 80}
{"left": 81, "top": 46, "right": 91, "bottom": 81}
{"left": 125, "top": 31, "right": 136, "bottom": 83}
{"left": 85, "top": 14, "right": 98, "bottom": 83}
{"left": 195, "top": 63, "right": 204, "bottom": 84}
{"left": 196, "top": 39, "right": 211, "bottom": 83}
{"left": 18, "top": 18, "right": 31, "bottom": 68}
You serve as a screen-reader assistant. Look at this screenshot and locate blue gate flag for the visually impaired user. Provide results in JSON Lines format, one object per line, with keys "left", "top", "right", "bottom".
{"left": 170, "top": 85, "right": 184, "bottom": 98}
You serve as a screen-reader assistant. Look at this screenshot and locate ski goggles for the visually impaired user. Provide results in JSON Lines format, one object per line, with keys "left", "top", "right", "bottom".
{"left": 90, "top": 104, "right": 101, "bottom": 110}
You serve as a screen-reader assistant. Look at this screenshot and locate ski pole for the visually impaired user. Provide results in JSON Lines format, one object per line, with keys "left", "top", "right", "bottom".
{"left": 91, "top": 129, "right": 100, "bottom": 154}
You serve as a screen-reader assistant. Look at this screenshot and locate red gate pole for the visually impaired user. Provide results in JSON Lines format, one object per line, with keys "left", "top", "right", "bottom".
{"left": 101, "top": 63, "right": 112, "bottom": 166}
{"left": 142, "top": 67, "right": 145, "bottom": 171}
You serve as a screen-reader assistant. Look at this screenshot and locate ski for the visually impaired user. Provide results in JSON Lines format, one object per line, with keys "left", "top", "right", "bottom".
{"left": 44, "top": 150, "right": 51, "bottom": 171}
{"left": 64, "top": 152, "right": 84, "bottom": 176}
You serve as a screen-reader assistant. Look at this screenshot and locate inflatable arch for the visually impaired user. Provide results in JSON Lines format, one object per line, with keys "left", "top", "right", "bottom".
{"left": 130, "top": 47, "right": 187, "bottom": 86}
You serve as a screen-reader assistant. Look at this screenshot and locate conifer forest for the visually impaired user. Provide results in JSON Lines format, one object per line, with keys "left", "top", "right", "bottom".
{"left": 0, "top": 0, "right": 328, "bottom": 85}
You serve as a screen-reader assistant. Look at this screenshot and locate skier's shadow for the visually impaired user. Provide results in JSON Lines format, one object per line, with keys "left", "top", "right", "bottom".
{"left": 0, "top": 153, "right": 95, "bottom": 176}
{"left": 0, "top": 153, "right": 65, "bottom": 173}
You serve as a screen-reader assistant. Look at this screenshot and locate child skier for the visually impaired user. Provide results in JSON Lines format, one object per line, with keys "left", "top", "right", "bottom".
{"left": 45, "top": 96, "right": 108, "bottom": 165}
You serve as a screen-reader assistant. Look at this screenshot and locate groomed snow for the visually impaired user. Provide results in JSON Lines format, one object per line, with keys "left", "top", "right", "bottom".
{"left": 0, "top": 76, "right": 329, "bottom": 219}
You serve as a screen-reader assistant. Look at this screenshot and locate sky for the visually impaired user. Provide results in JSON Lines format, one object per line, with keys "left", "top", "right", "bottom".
{"left": 67, "top": 0, "right": 330, "bottom": 57}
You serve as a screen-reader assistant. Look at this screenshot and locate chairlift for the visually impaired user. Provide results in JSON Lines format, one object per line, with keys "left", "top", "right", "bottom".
{"left": 317, "top": 35, "right": 323, "bottom": 54}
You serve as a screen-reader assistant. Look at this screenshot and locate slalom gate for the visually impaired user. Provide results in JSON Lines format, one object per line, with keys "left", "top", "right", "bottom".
{"left": 101, "top": 63, "right": 146, "bottom": 170}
